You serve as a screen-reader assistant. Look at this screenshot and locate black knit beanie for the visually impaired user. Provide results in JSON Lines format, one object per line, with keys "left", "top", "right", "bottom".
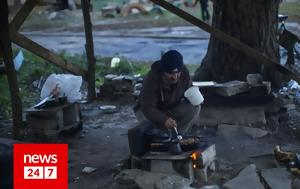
{"left": 160, "top": 50, "right": 183, "bottom": 72}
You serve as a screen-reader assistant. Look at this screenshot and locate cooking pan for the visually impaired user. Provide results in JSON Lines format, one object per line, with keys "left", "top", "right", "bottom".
{"left": 148, "top": 136, "right": 206, "bottom": 152}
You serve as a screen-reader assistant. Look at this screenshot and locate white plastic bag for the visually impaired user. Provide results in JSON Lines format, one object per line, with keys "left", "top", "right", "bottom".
{"left": 41, "top": 74, "right": 82, "bottom": 102}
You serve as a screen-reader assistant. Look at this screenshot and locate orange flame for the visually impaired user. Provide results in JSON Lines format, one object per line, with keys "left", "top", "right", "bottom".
{"left": 190, "top": 152, "right": 197, "bottom": 160}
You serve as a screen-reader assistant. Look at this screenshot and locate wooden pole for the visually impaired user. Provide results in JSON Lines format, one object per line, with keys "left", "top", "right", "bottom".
{"left": 12, "top": 33, "right": 86, "bottom": 76}
{"left": 149, "top": 0, "right": 300, "bottom": 82}
{"left": 81, "top": 0, "right": 96, "bottom": 101}
{"left": 0, "top": 0, "right": 23, "bottom": 139}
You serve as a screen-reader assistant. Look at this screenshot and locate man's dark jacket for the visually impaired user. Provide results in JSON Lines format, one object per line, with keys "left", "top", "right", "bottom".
{"left": 139, "top": 61, "right": 191, "bottom": 126}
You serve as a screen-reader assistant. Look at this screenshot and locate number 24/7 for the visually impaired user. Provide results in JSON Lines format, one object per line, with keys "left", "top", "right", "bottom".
{"left": 24, "top": 166, "right": 57, "bottom": 179}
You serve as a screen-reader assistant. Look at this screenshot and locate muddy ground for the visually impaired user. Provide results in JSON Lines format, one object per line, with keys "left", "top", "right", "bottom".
{"left": 2, "top": 93, "right": 300, "bottom": 188}
{"left": 66, "top": 101, "right": 137, "bottom": 188}
{"left": 73, "top": 97, "right": 300, "bottom": 189}
{"left": 42, "top": 96, "right": 300, "bottom": 188}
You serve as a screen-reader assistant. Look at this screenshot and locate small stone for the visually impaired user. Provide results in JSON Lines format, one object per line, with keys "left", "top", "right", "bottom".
{"left": 200, "top": 185, "right": 220, "bottom": 189}
{"left": 82, "top": 167, "right": 97, "bottom": 174}
{"left": 74, "top": 176, "right": 80, "bottom": 182}
{"left": 48, "top": 12, "right": 57, "bottom": 20}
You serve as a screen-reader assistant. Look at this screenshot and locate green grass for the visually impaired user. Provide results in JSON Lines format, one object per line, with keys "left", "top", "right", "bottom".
{"left": 279, "top": 2, "right": 300, "bottom": 21}
{"left": 0, "top": 50, "right": 153, "bottom": 117}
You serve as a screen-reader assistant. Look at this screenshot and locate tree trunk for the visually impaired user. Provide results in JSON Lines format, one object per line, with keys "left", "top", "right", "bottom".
{"left": 193, "top": 0, "right": 282, "bottom": 87}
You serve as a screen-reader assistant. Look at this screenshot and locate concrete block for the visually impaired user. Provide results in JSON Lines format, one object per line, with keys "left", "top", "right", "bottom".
{"left": 216, "top": 81, "right": 249, "bottom": 97}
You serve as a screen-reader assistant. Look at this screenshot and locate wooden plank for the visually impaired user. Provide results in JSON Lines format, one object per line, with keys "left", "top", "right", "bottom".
{"left": 81, "top": 0, "right": 96, "bottom": 101}
{"left": 12, "top": 33, "right": 86, "bottom": 76}
{"left": 9, "top": 0, "right": 38, "bottom": 35}
{"left": 149, "top": 0, "right": 300, "bottom": 81}
{"left": 26, "top": 103, "right": 75, "bottom": 114}
{"left": 0, "top": 0, "right": 23, "bottom": 139}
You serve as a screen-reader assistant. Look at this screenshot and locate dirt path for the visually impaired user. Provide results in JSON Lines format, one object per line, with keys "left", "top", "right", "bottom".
{"left": 64, "top": 101, "right": 137, "bottom": 188}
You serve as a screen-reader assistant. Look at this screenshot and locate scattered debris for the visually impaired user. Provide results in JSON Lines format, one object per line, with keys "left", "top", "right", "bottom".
{"left": 73, "top": 176, "right": 80, "bottom": 182}
{"left": 78, "top": 100, "right": 88, "bottom": 104}
{"left": 82, "top": 166, "right": 97, "bottom": 174}
{"left": 121, "top": 3, "right": 148, "bottom": 17}
{"left": 32, "top": 76, "right": 46, "bottom": 90}
{"left": 200, "top": 185, "right": 220, "bottom": 189}
{"left": 111, "top": 57, "right": 121, "bottom": 68}
{"left": 80, "top": 133, "right": 85, "bottom": 138}
{"left": 246, "top": 73, "right": 263, "bottom": 86}
{"left": 47, "top": 11, "right": 65, "bottom": 20}
{"left": 99, "top": 74, "right": 142, "bottom": 98}
{"left": 192, "top": 81, "right": 218, "bottom": 87}
{"left": 41, "top": 74, "right": 82, "bottom": 103}
{"left": 99, "top": 105, "right": 117, "bottom": 114}
{"left": 218, "top": 162, "right": 233, "bottom": 171}
{"left": 288, "top": 80, "right": 299, "bottom": 89}
{"left": 47, "top": 12, "right": 57, "bottom": 20}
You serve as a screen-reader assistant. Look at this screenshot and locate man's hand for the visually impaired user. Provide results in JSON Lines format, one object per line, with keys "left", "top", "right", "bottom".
{"left": 164, "top": 118, "right": 177, "bottom": 129}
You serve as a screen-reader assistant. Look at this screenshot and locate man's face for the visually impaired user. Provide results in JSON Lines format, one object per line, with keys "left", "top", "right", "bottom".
{"left": 163, "top": 68, "right": 181, "bottom": 84}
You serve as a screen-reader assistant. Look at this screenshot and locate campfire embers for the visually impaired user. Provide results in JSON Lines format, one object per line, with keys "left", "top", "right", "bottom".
{"left": 190, "top": 151, "right": 200, "bottom": 169}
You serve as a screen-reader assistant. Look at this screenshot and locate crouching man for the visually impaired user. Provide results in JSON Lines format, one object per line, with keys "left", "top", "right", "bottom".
{"left": 129, "top": 50, "right": 202, "bottom": 155}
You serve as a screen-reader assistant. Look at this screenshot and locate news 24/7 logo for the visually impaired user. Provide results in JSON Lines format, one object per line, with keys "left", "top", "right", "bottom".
{"left": 14, "top": 144, "right": 68, "bottom": 189}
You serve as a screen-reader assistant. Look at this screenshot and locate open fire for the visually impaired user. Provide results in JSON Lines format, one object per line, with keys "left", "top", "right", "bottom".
{"left": 190, "top": 151, "right": 201, "bottom": 169}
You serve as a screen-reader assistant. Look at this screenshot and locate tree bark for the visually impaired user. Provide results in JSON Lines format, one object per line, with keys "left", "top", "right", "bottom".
{"left": 193, "top": 0, "right": 282, "bottom": 87}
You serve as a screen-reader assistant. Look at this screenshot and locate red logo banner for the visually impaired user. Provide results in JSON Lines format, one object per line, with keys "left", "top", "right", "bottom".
{"left": 13, "top": 144, "right": 68, "bottom": 189}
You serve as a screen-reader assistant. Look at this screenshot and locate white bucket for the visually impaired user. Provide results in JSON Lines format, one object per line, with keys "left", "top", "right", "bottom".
{"left": 184, "top": 86, "right": 204, "bottom": 106}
